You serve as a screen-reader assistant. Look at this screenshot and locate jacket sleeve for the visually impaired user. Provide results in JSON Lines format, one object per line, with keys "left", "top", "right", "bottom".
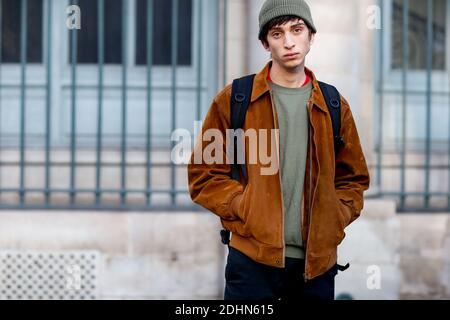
{"left": 335, "top": 96, "right": 371, "bottom": 226}
{"left": 187, "top": 92, "right": 244, "bottom": 221}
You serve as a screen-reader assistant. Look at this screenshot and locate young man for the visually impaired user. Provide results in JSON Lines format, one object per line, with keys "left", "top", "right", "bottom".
{"left": 187, "top": 0, "right": 370, "bottom": 300}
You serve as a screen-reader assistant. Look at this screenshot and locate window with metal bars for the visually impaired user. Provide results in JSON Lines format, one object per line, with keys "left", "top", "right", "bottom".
{"left": 66, "top": 0, "right": 193, "bottom": 66}
{"left": 391, "top": 0, "right": 447, "bottom": 70}
{"left": 0, "top": 0, "right": 43, "bottom": 63}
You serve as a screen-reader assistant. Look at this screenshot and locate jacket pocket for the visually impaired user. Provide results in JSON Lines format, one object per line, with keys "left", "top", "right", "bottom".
{"left": 240, "top": 183, "right": 263, "bottom": 239}
{"left": 221, "top": 219, "right": 251, "bottom": 238}
{"left": 334, "top": 191, "right": 351, "bottom": 245}
{"left": 237, "top": 183, "right": 252, "bottom": 223}
{"left": 221, "top": 183, "right": 252, "bottom": 238}
{"left": 337, "top": 196, "right": 353, "bottom": 229}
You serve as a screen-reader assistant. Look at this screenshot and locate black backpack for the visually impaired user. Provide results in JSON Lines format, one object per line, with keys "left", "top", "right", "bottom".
{"left": 220, "top": 74, "right": 345, "bottom": 245}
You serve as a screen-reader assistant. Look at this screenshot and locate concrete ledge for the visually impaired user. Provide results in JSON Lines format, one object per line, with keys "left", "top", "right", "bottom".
{"left": 362, "top": 199, "right": 397, "bottom": 220}
{"left": 0, "top": 211, "right": 226, "bottom": 299}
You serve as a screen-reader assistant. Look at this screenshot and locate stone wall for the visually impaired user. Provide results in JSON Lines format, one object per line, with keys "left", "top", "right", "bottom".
{"left": 1, "top": 201, "right": 449, "bottom": 299}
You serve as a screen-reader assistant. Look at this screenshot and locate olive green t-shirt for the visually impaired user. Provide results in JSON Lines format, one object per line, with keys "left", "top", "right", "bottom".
{"left": 268, "top": 79, "right": 312, "bottom": 259}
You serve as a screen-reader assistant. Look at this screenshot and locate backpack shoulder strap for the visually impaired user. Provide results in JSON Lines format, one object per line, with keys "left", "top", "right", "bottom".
{"left": 221, "top": 74, "right": 255, "bottom": 245}
{"left": 230, "top": 74, "right": 256, "bottom": 182}
{"left": 318, "top": 81, "right": 345, "bottom": 156}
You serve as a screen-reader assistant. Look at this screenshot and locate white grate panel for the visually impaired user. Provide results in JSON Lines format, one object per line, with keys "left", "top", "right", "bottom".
{"left": 0, "top": 251, "right": 100, "bottom": 300}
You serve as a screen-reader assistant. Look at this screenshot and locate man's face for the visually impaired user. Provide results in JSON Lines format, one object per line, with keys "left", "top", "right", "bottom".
{"left": 262, "top": 18, "right": 315, "bottom": 70}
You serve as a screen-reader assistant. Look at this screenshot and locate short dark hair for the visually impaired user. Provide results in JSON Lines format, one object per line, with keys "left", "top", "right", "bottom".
{"left": 258, "top": 15, "right": 315, "bottom": 46}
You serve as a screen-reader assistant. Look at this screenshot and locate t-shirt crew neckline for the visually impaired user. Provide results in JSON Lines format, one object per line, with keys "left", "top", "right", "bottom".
{"left": 267, "top": 68, "right": 311, "bottom": 89}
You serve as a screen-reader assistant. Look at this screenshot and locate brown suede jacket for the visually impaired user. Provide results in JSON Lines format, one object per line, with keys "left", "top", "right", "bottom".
{"left": 187, "top": 61, "right": 370, "bottom": 281}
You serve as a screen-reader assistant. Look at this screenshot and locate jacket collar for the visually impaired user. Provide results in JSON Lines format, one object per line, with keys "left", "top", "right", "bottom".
{"left": 250, "top": 61, "right": 329, "bottom": 113}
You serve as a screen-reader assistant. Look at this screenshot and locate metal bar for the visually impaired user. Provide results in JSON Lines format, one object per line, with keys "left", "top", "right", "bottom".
{"left": 378, "top": 89, "right": 450, "bottom": 96}
{"left": 0, "top": 188, "right": 431, "bottom": 197}
{"left": 223, "top": 0, "right": 228, "bottom": 88}
{"left": 0, "top": 161, "right": 186, "bottom": 168}
{"left": 0, "top": 204, "right": 205, "bottom": 212}
{"left": 0, "top": 83, "right": 209, "bottom": 91}
{"left": 146, "top": 0, "right": 154, "bottom": 205}
{"left": 397, "top": 208, "right": 450, "bottom": 213}
{"left": 400, "top": 0, "right": 409, "bottom": 209}
{"left": 44, "top": 0, "right": 52, "bottom": 205}
{"left": 19, "top": 0, "right": 28, "bottom": 205}
{"left": 70, "top": 0, "right": 78, "bottom": 205}
{"left": 0, "top": 0, "right": 3, "bottom": 197}
{"left": 0, "top": 187, "right": 433, "bottom": 197}
{"left": 196, "top": 0, "right": 202, "bottom": 121}
{"left": 170, "top": 0, "right": 179, "bottom": 205}
{"left": 0, "top": 187, "right": 190, "bottom": 194}
{"left": 367, "top": 164, "right": 450, "bottom": 169}
{"left": 95, "top": 0, "right": 105, "bottom": 205}
{"left": 1, "top": 161, "right": 448, "bottom": 170}
{"left": 447, "top": 1, "right": 450, "bottom": 212}
{"left": 379, "top": 191, "right": 450, "bottom": 197}
{"left": 424, "top": 0, "right": 433, "bottom": 208}
{"left": 120, "top": 0, "right": 128, "bottom": 205}
{"left": 376, "top": 0, "right": 384, "bottom": 191}
{"left": 213, "top": 0, "right": 218, "bottom": 95}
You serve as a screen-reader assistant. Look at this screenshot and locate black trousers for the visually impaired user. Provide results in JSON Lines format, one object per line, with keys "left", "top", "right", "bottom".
{"left": 224, "top": 246, "right": 338, "bottom": 300}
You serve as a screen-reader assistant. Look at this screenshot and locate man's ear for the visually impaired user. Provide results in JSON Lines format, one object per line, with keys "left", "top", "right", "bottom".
{"left": 261, "top": 40, "right": 270, "bottom": 52}
{"left": 309, "top": 33, "right": 315, "bottom": 46}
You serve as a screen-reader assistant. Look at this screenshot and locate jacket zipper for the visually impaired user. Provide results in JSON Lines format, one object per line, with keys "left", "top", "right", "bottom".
{"left": 303, "top": 99, "right": 318, "bottom": 282}
{"left": 269, "top": 90, "right": 286, "bottom": 267}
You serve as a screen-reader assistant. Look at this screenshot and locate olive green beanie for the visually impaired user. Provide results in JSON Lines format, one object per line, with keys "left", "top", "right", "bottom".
{"left": 258, "top": 0, "right": 317, "bottom": 36}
